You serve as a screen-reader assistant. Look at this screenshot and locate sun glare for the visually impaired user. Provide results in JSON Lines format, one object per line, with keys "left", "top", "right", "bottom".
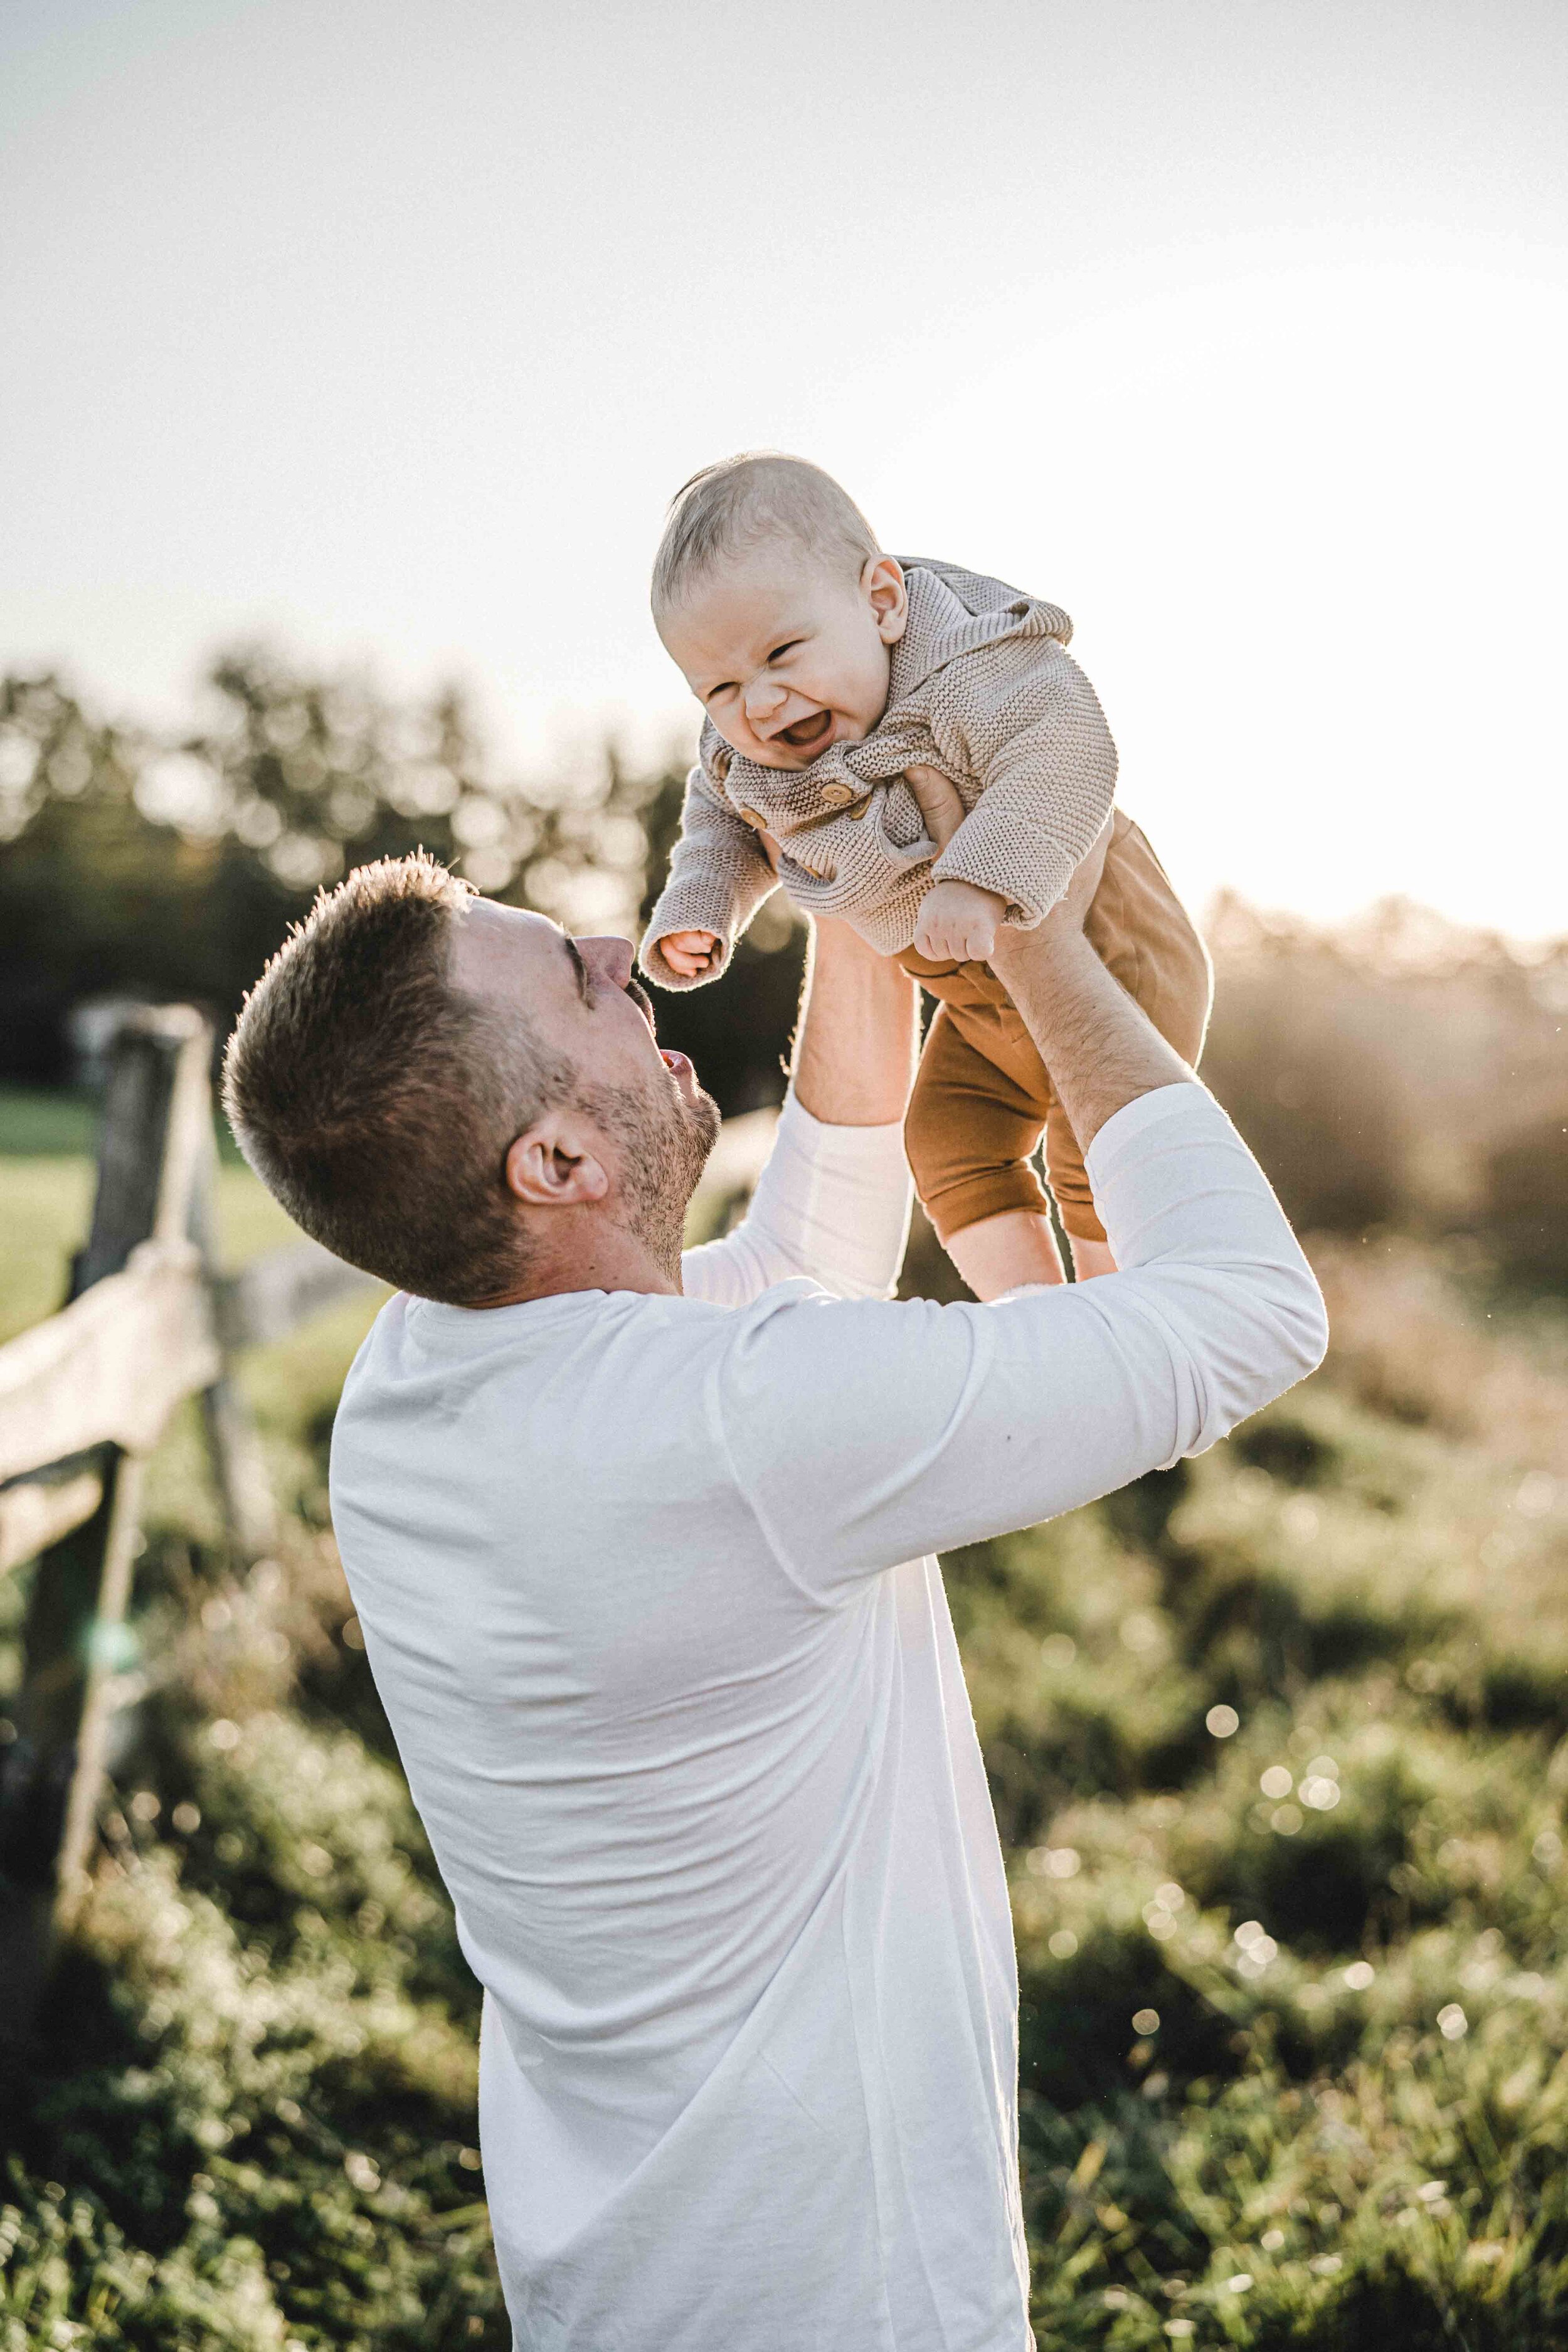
{"left": 889, "top": 260, "right": 1568, "bottom": 936}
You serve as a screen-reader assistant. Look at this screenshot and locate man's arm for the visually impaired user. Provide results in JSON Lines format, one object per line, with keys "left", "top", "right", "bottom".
{"left": 986, "top": 818, "right": 1193, "bottom": 1153}
{"left": 787, "top": 914, "right": 921, "bottom": 1126}
{"left": 681, "top": 918, "right": 919, "bottom": 1308}
{"left": 716, "top": 869, "right": 1328, "bottom": 1595}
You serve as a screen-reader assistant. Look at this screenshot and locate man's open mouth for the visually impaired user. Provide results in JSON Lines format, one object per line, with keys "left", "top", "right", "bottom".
{"left": 776, "top": 708, "right": 833, "bottom": 753}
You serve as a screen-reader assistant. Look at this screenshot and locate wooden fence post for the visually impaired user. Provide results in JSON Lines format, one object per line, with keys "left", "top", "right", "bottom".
{"left": 191, "top": 1121, "right": 280, "bottom": 1566}
{"left": 0, "top": 1007, "right": 213, "bottom": 2025}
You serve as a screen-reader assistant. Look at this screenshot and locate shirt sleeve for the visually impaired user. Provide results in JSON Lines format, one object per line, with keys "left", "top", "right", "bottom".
{"left": 682, "top": 1092, "right": 914, "bottom": 1311}
{"left": 928, "top": 636, "right": 1118, "bottom": 926}
{"left": 715, "top": 1084, "right": 1329, "bottom": 1601}
{"left": 638, "top": 756, "right": 780, "bottom": 991}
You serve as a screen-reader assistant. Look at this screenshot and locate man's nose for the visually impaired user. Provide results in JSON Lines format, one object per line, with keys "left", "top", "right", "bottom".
{"left": 579, "top": 935, "right": 635, "bottom": 992}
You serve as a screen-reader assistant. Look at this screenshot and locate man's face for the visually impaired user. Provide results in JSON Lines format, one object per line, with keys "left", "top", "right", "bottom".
{"left": 659, "top": 547, "right": 904, "bottom": 771}
{"left": 448, "top": 900, "right": 719, "bottom": 1261}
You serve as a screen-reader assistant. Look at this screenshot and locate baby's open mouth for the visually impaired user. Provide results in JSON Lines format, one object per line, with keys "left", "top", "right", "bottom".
{"left": 777, "top": 708, "right": 833, "bottom": 752}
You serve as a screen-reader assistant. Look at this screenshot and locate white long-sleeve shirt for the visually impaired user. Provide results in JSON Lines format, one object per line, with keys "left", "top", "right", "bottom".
{"left": 329, "top": 1082, "right": 1326, "bottom": 2352}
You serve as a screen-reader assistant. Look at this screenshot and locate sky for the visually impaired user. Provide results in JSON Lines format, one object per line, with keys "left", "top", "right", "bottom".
{"left": 2, "top": 0, "right": 1565, "bottom": 935}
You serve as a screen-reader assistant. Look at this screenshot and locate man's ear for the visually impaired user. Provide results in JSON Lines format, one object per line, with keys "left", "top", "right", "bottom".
{"left": 863, "top": 554, "right": 908, "bottom": 645}
{"left": 503, "top": 1110, "right": 610, "bottom": 1210}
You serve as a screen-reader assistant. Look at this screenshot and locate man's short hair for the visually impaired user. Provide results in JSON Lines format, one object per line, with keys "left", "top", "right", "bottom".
{"left": 651, "top": 452, "right": 881, "bottom": 613}
{"left": 222, "top": 854, "right": 566, "bottom": 1305}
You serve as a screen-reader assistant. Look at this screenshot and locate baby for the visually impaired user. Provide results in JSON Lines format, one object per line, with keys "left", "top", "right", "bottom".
{"left": 639, "top": 452, "right": 1212, "bottom": 1296}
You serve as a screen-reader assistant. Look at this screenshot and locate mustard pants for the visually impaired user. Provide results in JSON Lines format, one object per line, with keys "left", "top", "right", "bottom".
{"left": 898, "top": 813, "right": 1212, "bottom": 1246}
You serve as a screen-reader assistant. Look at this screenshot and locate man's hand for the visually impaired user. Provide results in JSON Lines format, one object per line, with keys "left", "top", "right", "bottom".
{"left": 903, "top": 763, "right": 966, "bottom": 849}
{"left": 914, "top": 879, "right": 1007, "bottom": 964}
{"left": 661, "top": 929, "right": 720, "bottom": 978}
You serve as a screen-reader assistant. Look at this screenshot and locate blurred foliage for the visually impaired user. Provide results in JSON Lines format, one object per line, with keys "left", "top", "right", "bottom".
{"left": 1198, "top": 893, "right": 1568, "bottom": 1288}
{"left": 0, "top": 660, "right": 803, "bottom": 1116}
{"left": 4, "top": 1210, "right": 1568, "bottom": 2344}
{"left": 4, "top": 655, "right": 1565, "bottom": 1271}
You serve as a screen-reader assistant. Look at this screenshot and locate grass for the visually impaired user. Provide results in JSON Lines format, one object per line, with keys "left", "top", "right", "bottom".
{"left": 4, "top": 1096, "right": 1568, "bottom": 2348}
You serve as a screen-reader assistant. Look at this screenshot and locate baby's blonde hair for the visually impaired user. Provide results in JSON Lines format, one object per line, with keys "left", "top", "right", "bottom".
{"left": 652, "top": 452, "right": 880, "bottom": 613}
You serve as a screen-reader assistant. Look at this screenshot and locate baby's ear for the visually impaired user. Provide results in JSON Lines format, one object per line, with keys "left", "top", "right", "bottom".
{"left": 864, "top": 554, "right": 908, "bottom": 645}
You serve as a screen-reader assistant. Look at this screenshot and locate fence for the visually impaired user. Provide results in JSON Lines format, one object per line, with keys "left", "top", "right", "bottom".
{"left": 0, "top": 1006, "right": 381, "bottom": 2030}
{"left": 0, "top": 1010, "right": 779, "bottom": 2037}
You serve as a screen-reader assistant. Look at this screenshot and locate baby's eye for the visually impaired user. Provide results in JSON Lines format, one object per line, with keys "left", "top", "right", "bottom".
{"left": 705, "top": 683, "right": 736, "bottom": 704}
{"left": 767, "top": 641, "right": 802, "bottom": 664}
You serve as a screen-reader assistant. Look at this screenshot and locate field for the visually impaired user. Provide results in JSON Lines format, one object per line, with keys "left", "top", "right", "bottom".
{"left": 4, "top": 1091, "right": 1568, "bottom": 2351}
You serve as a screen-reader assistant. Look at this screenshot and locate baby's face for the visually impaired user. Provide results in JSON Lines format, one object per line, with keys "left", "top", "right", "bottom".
{"left": 658, "top": 546, "right": 907, "bottom": 771}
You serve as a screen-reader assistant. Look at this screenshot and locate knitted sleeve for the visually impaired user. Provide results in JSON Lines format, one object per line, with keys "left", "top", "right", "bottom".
{"left": 638, "top": 758, "right": 781, "bottom": 990}
{"left": 927, "top": 637, "right": 1118, "bottom": 926}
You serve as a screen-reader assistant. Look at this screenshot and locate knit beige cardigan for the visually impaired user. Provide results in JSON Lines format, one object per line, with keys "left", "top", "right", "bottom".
{"left": 639, "top": 558, "right": 1118, "bottom": 990}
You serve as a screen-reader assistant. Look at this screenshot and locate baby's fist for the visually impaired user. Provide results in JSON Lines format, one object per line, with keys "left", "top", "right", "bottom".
{"left": 661, "top": 929, "right": 720, "bottom": 978}
{"left": 913, "top": 879, "right": 1005, "bottom": 965}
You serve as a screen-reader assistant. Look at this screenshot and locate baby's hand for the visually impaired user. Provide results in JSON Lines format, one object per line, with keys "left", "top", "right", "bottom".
{"left": 661, "top": 929, "right": 720, "bottom": 978}
{"left": 914, "top": 879, "right": 1006, "bottom": 964}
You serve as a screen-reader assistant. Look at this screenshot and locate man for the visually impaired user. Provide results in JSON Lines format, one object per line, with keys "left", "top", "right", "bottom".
{"left": 223, "top": 835, "right": 1325, "bottom": 2350}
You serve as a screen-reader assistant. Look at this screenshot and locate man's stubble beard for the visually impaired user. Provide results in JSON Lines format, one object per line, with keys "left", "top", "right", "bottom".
{"left": 579, "top": 1070, "right": 721, "bottom": 1278}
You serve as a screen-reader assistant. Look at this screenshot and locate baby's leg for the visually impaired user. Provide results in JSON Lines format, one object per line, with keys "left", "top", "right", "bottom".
{"left": 948, "top": 1208, "right": 1066, "bottom": 1298}
{"left": 904, "top": 1002, "right": 1063, "bottom": 1300}
{"left": 1084, "top": 814, "right": 1214, "bottom": 1069}
{"left": 1069, "top": 1237, "right": 1119, "bottom": 1278}
{"left": 1043, "top": 1102, "right": 1116, "bottom": 1278}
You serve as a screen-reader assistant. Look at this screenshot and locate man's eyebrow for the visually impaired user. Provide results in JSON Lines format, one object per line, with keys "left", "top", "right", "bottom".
{"left": 562, "top": 933, "right": 591, "bottom": 1003}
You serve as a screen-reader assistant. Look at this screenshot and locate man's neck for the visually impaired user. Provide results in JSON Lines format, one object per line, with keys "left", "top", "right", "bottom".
{"left": 469, "top": 1219, "right": 682, "bottom": 1310}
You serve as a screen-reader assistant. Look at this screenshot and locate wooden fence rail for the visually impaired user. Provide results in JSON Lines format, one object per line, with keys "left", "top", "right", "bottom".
{"left": 0, "top": 1007, "right": 378, "bottom": 2028}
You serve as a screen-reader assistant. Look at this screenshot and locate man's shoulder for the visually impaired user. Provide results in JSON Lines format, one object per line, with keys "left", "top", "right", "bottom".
{"left": 332, "top": 1288, "right": 408, "bottom": 1414}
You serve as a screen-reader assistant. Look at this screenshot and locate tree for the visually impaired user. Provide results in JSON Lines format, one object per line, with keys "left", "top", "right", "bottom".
{"left": 0, "top": 655, "right": 805, "bottom": 1110}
